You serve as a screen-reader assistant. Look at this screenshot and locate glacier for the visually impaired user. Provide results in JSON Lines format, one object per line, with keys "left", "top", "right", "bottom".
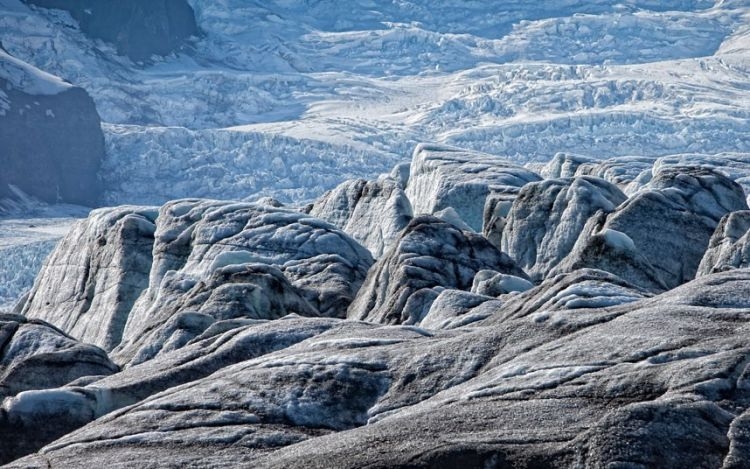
{"left": 1, "top": 0, "right": 749, "bottom": 206}
{"left": 2, "top": 1, "right": 750, "bottom": 465}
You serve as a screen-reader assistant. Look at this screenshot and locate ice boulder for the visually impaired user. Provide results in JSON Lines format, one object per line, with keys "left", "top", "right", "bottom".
{"left": 540, "top": 152, "right": 596, "bottom": 179}
{"left": 405, "top": 144, "right": 541, "bottom": 232}
{"left": 419, "top": 289, "right": 502, "bottom": 330}
{"left": 111, "top": 199, "right": 373, "bottom": 365}
{"left": 471, "top": 270, "right": 534, "bottom": 297}
{"left": 309, "top": 177, "right": 412, "bottom": 257}
{"left": 697, "top": 210, "right": 750, "bottom": 276}
{"left": 501, "top": 176, "right": 627, "bottom": 283}
{"left": 0, "top": 314, "right": 117, "bottom": 399}
{"left": 0, "top": 50, "right": 103, "bottom": 207}
{"left": 347, "top": 215, "right": 527, "bottom": 325}
{"left": 550, "top": 213, "right": 670, "bottom": 292}
{"left": 0, "top": 313, "right": 117, "bottom": 464}
{"left": 21, "top": 206, "right": 158, "bottom": 351}
{"left": 555, "top": 166, "right": 748, "bottom": 290}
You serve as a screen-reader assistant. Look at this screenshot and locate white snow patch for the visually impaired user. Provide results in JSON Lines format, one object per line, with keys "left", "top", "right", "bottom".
{"left": 600, "top": 228, "right": 636, "bottom": 252}
{"left": 0, "top": 49, "right": 71, "bottom": 95}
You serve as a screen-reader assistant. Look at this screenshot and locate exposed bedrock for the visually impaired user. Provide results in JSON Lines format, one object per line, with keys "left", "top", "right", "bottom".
{"left": 405, "top": 144, "right": 541, "bottom": 232}
{"left": 554, "top": 166, "right": 748, "bottom": 291}
{"left": 347, "top": 215, "right": 527, "bottom": 325}
{"left": 0, "top": 51, "right": 104, "bottom": 208}
{"left": 309, "top": 176, "right": 413, "bottom": 257}
{"left": 500, "top": 176, "right": 627, "bottom": 283}
{"left": 22, "top": 0, "right": 199, "bottom": 62}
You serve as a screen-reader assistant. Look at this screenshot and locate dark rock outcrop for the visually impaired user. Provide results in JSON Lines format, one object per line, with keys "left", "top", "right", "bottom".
{"left": 0, "top": 51, "right": 104, "bottom": 207}
{"left": 23, "top": 0, "right": 199, "bottom": 62}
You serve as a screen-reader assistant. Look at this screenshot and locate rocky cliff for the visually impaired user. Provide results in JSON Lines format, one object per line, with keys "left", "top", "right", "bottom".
{"left": 22, "top": 0, "right": 199, "bottom": 62}
{"left": 0, "top": 50, "right": 103, "bottom": 208}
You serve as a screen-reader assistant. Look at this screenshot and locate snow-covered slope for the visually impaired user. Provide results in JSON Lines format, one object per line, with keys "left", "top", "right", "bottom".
{"left": 1, "top": 0, "right": 749, "bottom": 206}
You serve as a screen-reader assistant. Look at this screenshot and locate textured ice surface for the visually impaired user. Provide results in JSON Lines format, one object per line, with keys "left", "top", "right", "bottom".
{"left": 553, "top": 166, "right": 749, "bottom": 291}
{"left": 347, "top": 215, "right": 527, "bottom": 325}
{"left": 1, "top": 0, "right": 749, "bottom": 207}
{"left": 309, "top": 175, "right": 413, "bottom": 257}
{"left": 406, "top": 144, "right": 541, "bottom": 231}
{"left": 5, "top": 2, "right": 750, "bottom": 466}
{"left": 698, "top": 210, "right": 750, "bottom": 275}
{"left": 0, "top": 205, "right": 90, "bottom": 311}
{"left": 501, "top": 176, "right": 626, "bottom": 282}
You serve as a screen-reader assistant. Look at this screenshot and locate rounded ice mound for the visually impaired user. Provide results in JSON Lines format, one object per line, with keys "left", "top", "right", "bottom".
{"left": 501, "top": 176, "right": 627, "bottom": 283}
{"left": 347, "top": 214, "right": 527, "bottom": 325}
{"left": 0, "top": 313, "right": 117, "bottom": 464}
{"left": 405, "top": 144, "right": 541, "bottom": 232}
{"left": 471, "top": 270, "right": 534, "bottom": 297}
{"left": 554, "top": 166, "right": 749, "bottom": 291}
{"left": 111, "top": 199, "right": 374, "bottom": 365}
{"left": 697, "top": 210, "right": 750, "bottom": 276}
{"left": 21, "top": 206, "right": 158, "bottom": 352}
{"left": 309, "top": 177, "right": 413, "bottom": 258}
